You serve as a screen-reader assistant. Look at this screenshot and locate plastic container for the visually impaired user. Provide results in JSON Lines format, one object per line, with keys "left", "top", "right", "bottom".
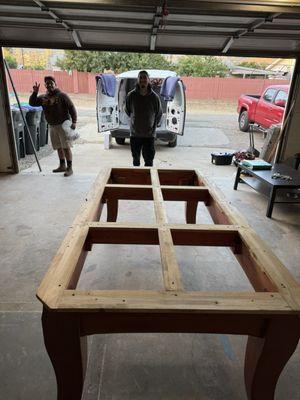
{"left": 103, "top": 131, "right": 111, "bottom": 150}
{"left": 10, "top": 107, "right": 27, "bottom": 159}
{"left": 211, "top": 152, "right": 234, "bottom": 165}
{"left": 39, "top": 111, "right": 48, "bottom": 147}
{"left": 23, "top": 106, "right": 42, "bottom": 155}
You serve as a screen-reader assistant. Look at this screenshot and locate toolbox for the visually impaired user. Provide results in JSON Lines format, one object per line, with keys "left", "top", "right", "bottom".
{"left": 211, "top": 152, "right": 234, "bottom": 165}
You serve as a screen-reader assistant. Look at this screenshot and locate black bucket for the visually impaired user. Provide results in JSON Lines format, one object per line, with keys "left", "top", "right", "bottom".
{"left": 211, "top": 152, "right": 234, "bottom": 165}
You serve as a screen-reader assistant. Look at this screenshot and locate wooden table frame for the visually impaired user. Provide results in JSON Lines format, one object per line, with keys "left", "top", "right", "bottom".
{"left": 37, "top": 167, "right": 300, "bottom": 400}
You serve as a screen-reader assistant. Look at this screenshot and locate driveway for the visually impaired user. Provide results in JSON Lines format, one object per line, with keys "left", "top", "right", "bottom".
{"left": 77, "top": 109, "right": 265, "bottom": 153}
{"left": 19, "top": 109, "right": 266, "bottom": 171}
{"left": 18, "top": 100, "right": 266, "bottom": 171}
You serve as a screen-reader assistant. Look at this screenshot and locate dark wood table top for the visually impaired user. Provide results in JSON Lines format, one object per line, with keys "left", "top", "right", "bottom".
{"left": 238, "top": 163, "right": 300, "bottom": 188}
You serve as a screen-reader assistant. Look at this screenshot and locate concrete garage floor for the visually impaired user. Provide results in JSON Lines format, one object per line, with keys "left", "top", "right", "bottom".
{"left": 0, "top": 115, "right": 300, "bottom": 400}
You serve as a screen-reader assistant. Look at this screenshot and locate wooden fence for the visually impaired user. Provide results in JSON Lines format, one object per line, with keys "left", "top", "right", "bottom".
{"left": 6, "top": 69, "right": 289, "bottom": 100}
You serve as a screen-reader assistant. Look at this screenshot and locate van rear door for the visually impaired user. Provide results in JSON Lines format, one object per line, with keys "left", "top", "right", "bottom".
{"left": 166, "top": 80, "right": 186, "bottom": 135}
{"left": 96, "top": 74, "right": 119, "bottom": 132}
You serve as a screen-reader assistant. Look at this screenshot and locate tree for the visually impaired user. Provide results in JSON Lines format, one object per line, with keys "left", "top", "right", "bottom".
{"left": 3, "top": 48, "right": 17, "bottom": 68}
{"left": 4, "top": 55, "right": 17, "bottom": 69}
{"left": 174, "top": 56, "right": 229, "bottom": 77}
{"left": 238, "top": 61, "right": 268, "bottom": 70}
{"left": 23, "top": 51, "right": 47, "bottom": 70}
{"left": 56, "top": 51, "right": 172, "bottom": 73}
{"left": 7, "top": 48, "right": 48, "bottom": 70}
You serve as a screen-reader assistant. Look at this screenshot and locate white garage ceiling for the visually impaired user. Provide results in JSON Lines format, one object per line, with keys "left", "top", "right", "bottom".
{"left": 0, "top": 0, "right": 300, "bottom": 57}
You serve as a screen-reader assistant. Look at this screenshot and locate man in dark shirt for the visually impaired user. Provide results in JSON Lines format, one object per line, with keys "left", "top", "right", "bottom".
{"left": 125, "top": 70, "right": 162, "bottom": 167}
{"left": 29, "top": 76, "right": 77, "bottom": 176}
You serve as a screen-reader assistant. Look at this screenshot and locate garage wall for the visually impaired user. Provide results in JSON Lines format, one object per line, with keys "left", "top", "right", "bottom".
{"left": 281, "top": 59, "right": 300, "bottom": 163}
{"left": 0, "top": 97, "right": 14, "bottom": 173}
{"left": 0, "top": 48, "right": 18, "bottom": 173}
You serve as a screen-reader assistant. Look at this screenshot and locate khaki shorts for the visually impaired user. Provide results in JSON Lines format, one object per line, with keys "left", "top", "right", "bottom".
{"left": 50, "top": 124, "right": 73, "bottom": 150}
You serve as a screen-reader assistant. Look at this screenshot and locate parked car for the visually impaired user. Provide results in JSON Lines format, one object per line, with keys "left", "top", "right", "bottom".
{"left": 237, "top": 84, "right": 289, "bottom": 132}
{"left": 96, "top": 69, "right": 186, "bottom": 147}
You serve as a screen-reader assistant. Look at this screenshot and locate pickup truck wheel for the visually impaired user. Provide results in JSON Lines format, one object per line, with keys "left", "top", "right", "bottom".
{"left": 168, "top": 137, "right": 177, "bottom": 148}
{"left": 115, "top": 137, "right": 126, "bottom": 145}
{"left": 239, "top": 111, "right": 250, "bottom": 132}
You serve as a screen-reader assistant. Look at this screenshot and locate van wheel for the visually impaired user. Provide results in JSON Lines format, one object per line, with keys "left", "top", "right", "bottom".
{"left": 239, "top": 111, "right": 250, "bottom": 132}
{"left": 115, "top": 138, "right": 126, "bottom": 145}
{"left": 168, "top": 137, "right": 177, "bottom": 147}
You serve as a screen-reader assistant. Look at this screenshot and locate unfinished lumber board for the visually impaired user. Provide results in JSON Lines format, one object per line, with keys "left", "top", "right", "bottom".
{"left": 158, "top": 227, "right": 183, "bottom": 291}
{"left": 150, "top": 168, "right": 168, "bottom": 224}
{"left": 75, "top": 169, "right": 111, "bottom": 224}
{"left": 59, "top": 290, "right": 291, "bottom": 314}
{"left": 37, "top": 225, "right": 89, "bottom": 308}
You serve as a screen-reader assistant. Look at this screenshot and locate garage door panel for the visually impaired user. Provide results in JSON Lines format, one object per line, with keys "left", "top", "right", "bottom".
{"left": 79, "top": 30, "right": 149, "bottom": 47}
{"left": 232, "top": 37, "right": 300, "bottom": 52}
{"left": 157, "top": 34, "right": 226, "bottom": 50}
{"left": 0, "top": 1, "right": 300, "bottom": 56}
{"left": 0, "top": 26, "right": 72, "bottom": 46}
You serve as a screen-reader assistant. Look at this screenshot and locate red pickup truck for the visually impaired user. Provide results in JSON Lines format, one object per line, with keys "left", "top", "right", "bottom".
{"left": 237, "top": 84, "right": 289, "bottom": 131}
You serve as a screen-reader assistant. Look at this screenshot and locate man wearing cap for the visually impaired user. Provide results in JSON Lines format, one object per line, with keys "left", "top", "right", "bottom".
{"left": 29, "top": 76, "right": 77, "bottom": 176}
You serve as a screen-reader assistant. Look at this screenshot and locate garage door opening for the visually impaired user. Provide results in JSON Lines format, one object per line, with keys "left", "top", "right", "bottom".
{"left": 3, "top": 47, "right": 295, "bottom": 172}
{"left": 1, "top": 1, "right": 300, "bottom": 175}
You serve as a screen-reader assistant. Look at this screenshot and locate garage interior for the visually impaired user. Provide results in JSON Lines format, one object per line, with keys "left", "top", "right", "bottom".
{"left": 0, "top": 1, "right": 300, "bottom": 399}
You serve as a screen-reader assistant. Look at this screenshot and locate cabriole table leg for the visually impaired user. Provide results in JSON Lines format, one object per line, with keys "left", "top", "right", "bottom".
{"left": 42, "top": 309, "right": 87, "bottom": 400}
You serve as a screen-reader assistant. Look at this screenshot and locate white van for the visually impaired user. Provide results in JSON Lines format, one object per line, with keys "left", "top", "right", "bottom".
{"left": 96, "top": 69, "right": 186, "bottom": 147}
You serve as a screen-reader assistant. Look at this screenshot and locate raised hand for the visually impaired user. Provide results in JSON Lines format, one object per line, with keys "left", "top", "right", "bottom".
{"left": 33, "top": 82, "right": 40, "bottom": 93}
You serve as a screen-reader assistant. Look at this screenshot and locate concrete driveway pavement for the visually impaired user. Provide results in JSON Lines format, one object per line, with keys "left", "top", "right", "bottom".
{"left": 76, "top": 109, "right": 265, "bottom": 152}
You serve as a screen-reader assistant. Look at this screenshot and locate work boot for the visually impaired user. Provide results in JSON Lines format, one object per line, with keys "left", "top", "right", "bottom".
{"left": 52, "top": 165, "right": 67, "bottom": 173}
{"left": 64, "top": 167, "right": 73, "bottom": 177}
